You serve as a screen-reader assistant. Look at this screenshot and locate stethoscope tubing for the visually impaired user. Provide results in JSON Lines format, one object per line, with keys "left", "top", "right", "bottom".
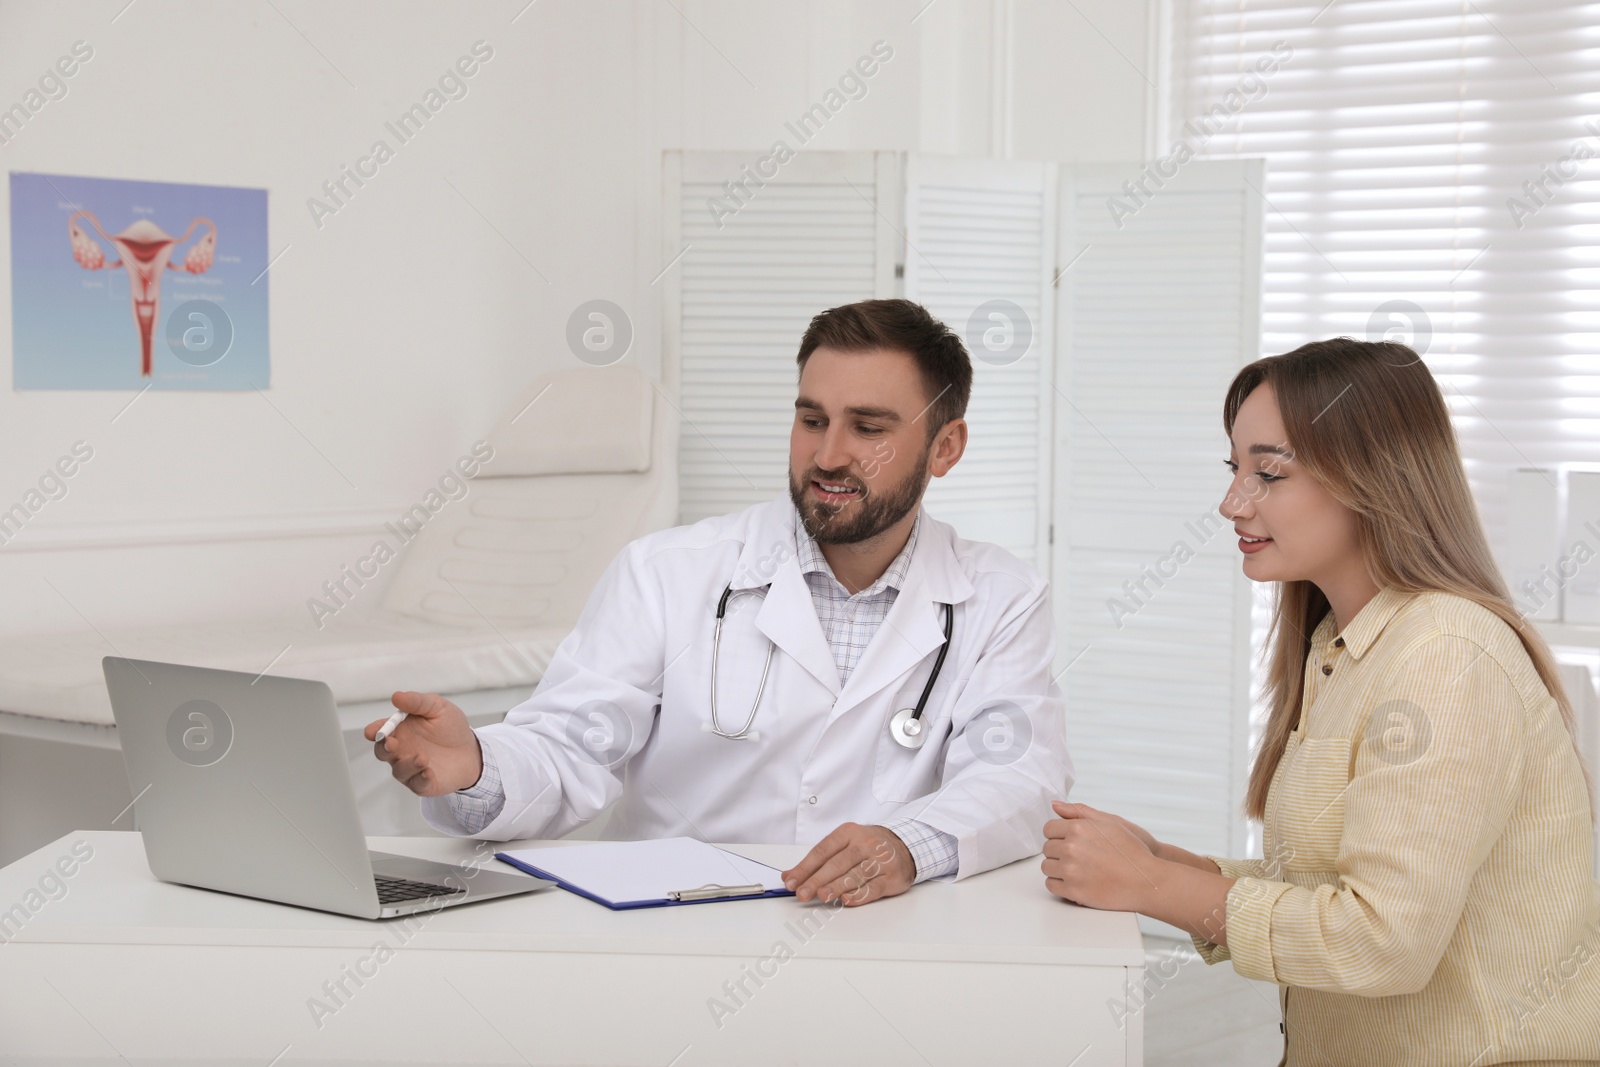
{"left": 908, "top": 600, "right": 955, "bottom": 730}
{"left": 708, "top": 583, "right": 952, "bottom": 742}
{"left": 709, "top": 585, "right": 774, "bottom": 740}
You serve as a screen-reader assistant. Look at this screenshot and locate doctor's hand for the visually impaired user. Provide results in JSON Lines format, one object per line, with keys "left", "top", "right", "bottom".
{"left": 782, "top": 823, "right": 916, "bottom": 907}
{"left": 1041, "top": 801, "right": 1160, "bottom": 912}
{"left": 364, "top": 691, "right": 483, "bottom": 797}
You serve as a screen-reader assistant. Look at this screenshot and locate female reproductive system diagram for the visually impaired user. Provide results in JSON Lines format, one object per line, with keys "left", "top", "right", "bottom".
{"left": 67, "top": 209, "right": 216, "bottom": 377}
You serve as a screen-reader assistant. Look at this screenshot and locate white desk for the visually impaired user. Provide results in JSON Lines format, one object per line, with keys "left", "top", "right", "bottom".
{"left": 0, "top": 831, "right": 1145, "bottom": 1065}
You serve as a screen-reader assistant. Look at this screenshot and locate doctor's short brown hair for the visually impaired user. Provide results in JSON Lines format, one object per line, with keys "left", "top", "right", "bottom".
{"left": 795, "top": 299, "right": 973, "bottom": 443}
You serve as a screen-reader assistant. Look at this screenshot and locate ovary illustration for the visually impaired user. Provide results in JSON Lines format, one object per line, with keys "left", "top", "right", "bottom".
{"left": 68, "top": 212, "right": 217, "bottom": 376}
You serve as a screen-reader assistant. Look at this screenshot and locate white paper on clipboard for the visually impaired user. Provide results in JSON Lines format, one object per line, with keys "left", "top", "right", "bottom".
{"left": 497, "top": 837, "right": 789, "bottom": 907}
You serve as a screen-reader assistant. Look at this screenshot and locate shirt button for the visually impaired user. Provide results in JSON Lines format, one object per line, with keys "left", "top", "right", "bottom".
{"left": 808, "top": 795, "right": 818, "bottom": 805}
{"left": 1334, "top": 637, "right": 1345, "bottom": 648}
{"left": 1321, "top": 664, "right": 1333, "bottom": 676}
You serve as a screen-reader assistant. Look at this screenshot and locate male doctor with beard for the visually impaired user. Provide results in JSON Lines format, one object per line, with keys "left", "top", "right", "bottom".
{"left": 368, "top": 298, "right": 1073, "bottom": 906}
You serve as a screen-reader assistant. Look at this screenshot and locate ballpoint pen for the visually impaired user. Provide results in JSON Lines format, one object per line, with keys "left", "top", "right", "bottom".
{"left": 373, "top": 709, "right": 407, "bottom": 743}
{"left": 667, "top": 883, "right": 767, "bottom": 902}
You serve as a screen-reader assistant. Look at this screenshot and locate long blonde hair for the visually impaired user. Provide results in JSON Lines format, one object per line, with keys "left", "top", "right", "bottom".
{"left": 1225, "top": 338, "right": 1591, "bottom": 820}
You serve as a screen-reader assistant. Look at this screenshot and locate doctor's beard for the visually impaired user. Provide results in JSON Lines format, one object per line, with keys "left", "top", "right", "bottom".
{"left": 788, "top": 446, "right": 931, "bottom": 546}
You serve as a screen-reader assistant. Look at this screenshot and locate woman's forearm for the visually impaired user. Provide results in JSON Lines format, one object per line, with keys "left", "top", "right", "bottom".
{"left": 1154, "top": 841, "right": 1224, "bottom": 875}
{"left": 1137, "top": 857, "right": 1236, "bottom": 947}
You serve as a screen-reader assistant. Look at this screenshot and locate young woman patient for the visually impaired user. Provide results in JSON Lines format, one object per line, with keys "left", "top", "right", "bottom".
{"left": 1043, "top": 338, "right": 1599, "bottom": 1065}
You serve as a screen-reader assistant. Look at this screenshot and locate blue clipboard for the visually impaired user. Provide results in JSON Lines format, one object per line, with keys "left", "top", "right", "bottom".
{"left": 494, "top": 837, "right": 796, "bottom": 911}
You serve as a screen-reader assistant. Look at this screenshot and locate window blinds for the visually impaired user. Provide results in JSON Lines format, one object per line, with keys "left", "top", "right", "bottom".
{"left": 1174, "top": 0, "right": 1600, "bottom": 556}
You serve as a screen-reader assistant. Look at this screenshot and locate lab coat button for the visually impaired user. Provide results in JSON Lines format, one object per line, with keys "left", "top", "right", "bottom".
{"left": 807, "top": 795, "right": 818, "bottom": 805}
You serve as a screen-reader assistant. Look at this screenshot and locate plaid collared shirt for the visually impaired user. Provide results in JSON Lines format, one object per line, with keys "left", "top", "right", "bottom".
{"left": 451, "top": 508, "right": 960, "bottom": 881}
{"left": 794, "top": 511, "right": 921, "bottom": 684}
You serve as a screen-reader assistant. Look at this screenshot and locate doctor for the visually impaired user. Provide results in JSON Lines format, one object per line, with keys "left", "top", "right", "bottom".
{"left": 368, "top": 298, "right": 1072, "bottom": 906}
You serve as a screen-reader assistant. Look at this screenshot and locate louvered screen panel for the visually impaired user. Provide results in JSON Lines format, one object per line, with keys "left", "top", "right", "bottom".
{"left": 1053, "top": 160, "right": 1265, "bottom": 864}
{"left": 667, "top": 152, "right": 897, "bottom": 525}
{"left": 903, "top": 156, "right": 1057, "bottom": 568}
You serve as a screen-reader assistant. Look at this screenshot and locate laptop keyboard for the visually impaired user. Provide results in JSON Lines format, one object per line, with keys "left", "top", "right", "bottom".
{"left": 374, "top": 874, "right": 465, "bottom": 905}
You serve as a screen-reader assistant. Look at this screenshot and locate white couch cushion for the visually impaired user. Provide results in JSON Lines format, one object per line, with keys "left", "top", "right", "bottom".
{"left": 0, "top": 610, "right": 565, "bottom": 726}
{"left": 380, "top": 471, "right": 670, "bottom": 629}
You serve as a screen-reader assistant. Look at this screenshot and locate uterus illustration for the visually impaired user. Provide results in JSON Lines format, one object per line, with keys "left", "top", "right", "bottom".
{"left": 68, "top": 211, "right": 217, "bottom": 377}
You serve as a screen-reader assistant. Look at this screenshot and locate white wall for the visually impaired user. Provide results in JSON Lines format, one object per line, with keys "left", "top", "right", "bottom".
{"left": 0, "top": 0, "right": 1149, "bottom": 641}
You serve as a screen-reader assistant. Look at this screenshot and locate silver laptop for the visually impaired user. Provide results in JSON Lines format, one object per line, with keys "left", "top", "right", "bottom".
{"left": 103, "top": 656, "right": 553, "bottom": 919}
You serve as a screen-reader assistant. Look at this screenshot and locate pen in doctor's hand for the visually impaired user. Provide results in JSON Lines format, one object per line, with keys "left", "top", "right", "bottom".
{"left": 373, "top": 709, "right": 408, "bottom": 743}
{"left": 366, "top": 692, "right": 483, "bottom": 796}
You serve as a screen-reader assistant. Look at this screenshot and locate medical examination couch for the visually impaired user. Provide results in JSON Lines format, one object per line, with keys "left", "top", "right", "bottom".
{"left": 0, "top": 367, "right": 678, "bottom": 865}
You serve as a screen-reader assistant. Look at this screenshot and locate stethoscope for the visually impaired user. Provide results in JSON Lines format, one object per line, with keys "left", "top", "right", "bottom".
{"left": 707, "top": 583, "right": 954, "bottom": 749}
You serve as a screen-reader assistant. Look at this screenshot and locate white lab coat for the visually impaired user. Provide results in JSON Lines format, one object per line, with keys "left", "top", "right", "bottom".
{"left": 423, "top": 494, "right": 1073, "bottom": 879}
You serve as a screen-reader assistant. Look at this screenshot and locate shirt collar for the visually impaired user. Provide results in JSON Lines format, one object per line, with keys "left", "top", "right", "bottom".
{"left": 795, "top": 507, "right": 922, "bottom": 597}
{"left": 1328, "top": 586, "right": 1416, "bottom": 659}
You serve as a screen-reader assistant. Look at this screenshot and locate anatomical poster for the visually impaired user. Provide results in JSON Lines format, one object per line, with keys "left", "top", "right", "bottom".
{"left": 9, "top": 171, "right": 269, "bottom": 390}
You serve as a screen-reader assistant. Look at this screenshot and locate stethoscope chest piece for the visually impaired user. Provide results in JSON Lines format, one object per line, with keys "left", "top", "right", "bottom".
{"left": 888, "top": 706, "right": 928, "bottom": 749}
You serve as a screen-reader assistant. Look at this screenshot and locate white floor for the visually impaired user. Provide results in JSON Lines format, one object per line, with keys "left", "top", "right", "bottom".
{"left": 1141, "top": 935, "right": 1287, "bottom": 1066}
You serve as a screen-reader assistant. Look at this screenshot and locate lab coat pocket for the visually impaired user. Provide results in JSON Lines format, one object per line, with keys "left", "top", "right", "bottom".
{"left": 1271, "top": 734, "right": 1354, "bottom": 875}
